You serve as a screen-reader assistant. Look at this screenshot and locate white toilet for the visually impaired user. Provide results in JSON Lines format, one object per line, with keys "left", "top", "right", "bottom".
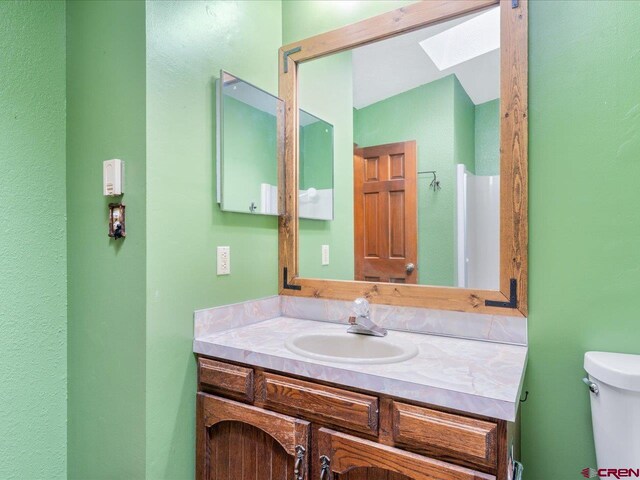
{"left": 584, "top": 351, "right": 640, "bottom": 471}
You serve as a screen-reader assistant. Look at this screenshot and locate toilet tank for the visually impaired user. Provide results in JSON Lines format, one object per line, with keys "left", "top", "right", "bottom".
{"left": 584, "top": 351, "right": 640, "bottom": 471}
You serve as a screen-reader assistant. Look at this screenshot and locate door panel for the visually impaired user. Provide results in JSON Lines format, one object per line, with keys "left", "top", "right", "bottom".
{"left": 197, "top": 393, "right": 310, "bottom": 480}
{"left": 341, "top": 467, "right": 412, "bottom": 480}
{"left": 354, "top": 141, "right": 417, "bottom": 284}
{"left": 317, "top": 428, "right": 495, "bottom": 480}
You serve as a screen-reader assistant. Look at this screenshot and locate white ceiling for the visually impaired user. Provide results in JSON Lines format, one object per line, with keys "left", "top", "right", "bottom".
{"left": 352, "top": 7, "right": 500, "bottom": 109}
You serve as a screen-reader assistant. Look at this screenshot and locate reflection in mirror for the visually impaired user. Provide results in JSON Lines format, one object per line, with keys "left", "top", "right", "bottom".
{"left": 299, "top": 110, "right": 334, "bottom": 220}
{"left": 216, "top": 71, "right": 281, "bottom": 215}
{"left": 298, "top": 6, "right": 500, "bottom": 288}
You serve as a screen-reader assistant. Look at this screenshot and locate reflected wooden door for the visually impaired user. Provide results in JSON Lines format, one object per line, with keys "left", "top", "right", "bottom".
{"left": 354, "top": 141, "right": 417, "bottom": 284}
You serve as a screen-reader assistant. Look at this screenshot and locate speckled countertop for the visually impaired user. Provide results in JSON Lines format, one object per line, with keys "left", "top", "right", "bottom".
{"left": 193, "top": 316, "right": 527, "bottom": 421}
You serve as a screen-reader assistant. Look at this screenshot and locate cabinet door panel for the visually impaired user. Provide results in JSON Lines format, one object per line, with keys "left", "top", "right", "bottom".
{"left": 197, "top": 393, "right": 310, "bottom": 480}
{"left": 317, "top": 428, "right": 494, "bottom": 480}
{"left": 341, "top": 467, "right": 412, "bottom": 480}
{"left": 210, "top": 421, "right": 293, "bottom": 479}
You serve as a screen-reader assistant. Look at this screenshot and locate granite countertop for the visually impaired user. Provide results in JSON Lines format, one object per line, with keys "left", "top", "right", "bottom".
{"left": 193, "top": 316, "right": 527, "bottom": 421}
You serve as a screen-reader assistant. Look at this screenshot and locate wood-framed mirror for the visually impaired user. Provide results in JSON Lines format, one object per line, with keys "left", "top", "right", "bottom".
{"left": 278, "top": 0, "right": 528, "bottom": 317}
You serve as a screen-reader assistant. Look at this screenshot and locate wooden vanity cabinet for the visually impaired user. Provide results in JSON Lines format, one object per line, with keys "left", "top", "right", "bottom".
{"left": 197, "top": 356, "right": 517, "bottom": 480}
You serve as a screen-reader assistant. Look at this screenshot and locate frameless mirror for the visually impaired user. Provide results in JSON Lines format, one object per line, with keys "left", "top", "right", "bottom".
{"left": 217, "top": 71, "right": 282, "bottom": 215}
{"left": 217, "top": 71, "right": 334, "bottom": 220}
{"left": 298, "top": 6, "right": 500, "bottom": 288}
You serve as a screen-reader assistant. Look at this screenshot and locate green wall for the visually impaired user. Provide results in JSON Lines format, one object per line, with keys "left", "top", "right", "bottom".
{"left": 524, "top": 1, "right": 640, "bottom": 477}
{"left": 286, "top": 0, "right": 414, "bottom": 282}
{"left": 297, "top": 52, "right": 355, "bottom": 280}
{"left": 453, "top": 76, "right": 476, "bottom": 174}
{"left": 3, "top": 2, "right": 639, "bottom": 479}
{"left": 0, "top": 2, "right": 67, "bottom": 478}
{"left": 66, "top": 1, "right": 147, "bottom": 478}
{"left": 354, "top": 77, "right": 459, "bottom": 286}
{"left": 145, "top": 1, "right": 282, "bottom": 477}
{"left": 221, "top": 96, "right": 278, "bottom": 214}
{"left": 300, "top": 120, "right": 333, "bottom": 191}
{"left": 475, "top": 99, "right": 500, "bottom": 176}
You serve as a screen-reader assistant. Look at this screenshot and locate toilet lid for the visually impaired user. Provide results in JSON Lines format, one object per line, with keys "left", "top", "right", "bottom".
{"left": 584, "top": 351, "right": 640, "bottom": 391}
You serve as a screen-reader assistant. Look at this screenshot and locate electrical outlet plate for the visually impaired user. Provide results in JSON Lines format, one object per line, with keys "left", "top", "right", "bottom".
{"left": 217, "top": 246, "right": 230, "bottom": 275}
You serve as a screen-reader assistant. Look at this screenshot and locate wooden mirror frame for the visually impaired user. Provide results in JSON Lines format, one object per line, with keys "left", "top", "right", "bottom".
{"left": 278, "top": 0, "right": 528, "bottom": 317}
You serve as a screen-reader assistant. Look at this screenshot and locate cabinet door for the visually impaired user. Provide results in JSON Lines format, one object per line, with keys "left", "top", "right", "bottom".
{"left": 316, "top": 428, "right": 494, "bottom": 480}
{"left": 197, "top": 393, "right": 310, "bottom": 480}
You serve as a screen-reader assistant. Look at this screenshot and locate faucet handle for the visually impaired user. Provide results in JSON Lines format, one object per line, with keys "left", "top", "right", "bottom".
{"left": 353, "top": 297, "right": 370, "bottom": 317}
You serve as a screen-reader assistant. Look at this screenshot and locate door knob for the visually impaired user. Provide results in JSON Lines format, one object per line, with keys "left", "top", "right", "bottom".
{"left": 405, "top": 263, "right": 415, "bottom": 274}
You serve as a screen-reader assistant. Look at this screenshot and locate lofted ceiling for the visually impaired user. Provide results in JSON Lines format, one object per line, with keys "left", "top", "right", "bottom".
{"left": 352, "top": 7, "right": 500, "bottom": 109}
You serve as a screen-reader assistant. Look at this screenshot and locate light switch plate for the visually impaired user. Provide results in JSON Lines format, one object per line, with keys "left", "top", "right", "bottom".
{"left": 321, "top": 245, "right": 330, "bottom": 266}
{"left": 217, "top": 246, "right": 230, "bottom": 275}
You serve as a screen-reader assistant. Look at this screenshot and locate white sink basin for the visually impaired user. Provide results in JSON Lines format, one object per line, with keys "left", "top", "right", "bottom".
{"left": 285, "top": 332, "right": 418, "bottom": 365}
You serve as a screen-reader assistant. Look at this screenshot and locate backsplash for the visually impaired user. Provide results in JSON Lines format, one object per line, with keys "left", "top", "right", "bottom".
{"left": 194, "top": 295, "right": 280, "bottom": 339}
{"left": 195, "top": 295, "right": 526, "bottom": 345}
{"left": 281, "top": 296, "right": 527, "bottom": 345}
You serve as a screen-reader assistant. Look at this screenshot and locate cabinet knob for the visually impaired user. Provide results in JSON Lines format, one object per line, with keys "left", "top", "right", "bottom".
{"left": 405, "top": 263, "right": 415, "bottom": 274}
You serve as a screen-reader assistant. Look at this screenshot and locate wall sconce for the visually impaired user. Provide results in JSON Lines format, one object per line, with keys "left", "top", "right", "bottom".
{"left": 108, "top": 203, "right": 126, "bottom": 240}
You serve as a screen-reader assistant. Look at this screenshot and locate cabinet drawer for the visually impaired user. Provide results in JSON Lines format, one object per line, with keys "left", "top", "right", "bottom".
{"left": 198, "top": 358, "right": 254, "bottom": 402}
{"left": 392, "top": 402, "right": 497, "bottom": 470}
{"left": 257, "top": 372, "right": 379, "bottom": 435}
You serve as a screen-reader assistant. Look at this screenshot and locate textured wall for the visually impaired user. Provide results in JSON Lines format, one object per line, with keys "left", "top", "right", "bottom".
{"left": 66, "top": 1, "right": 147, "bottom": 478}
{"left": 524, "top": 1, "right": 640, "bottom": 477}
{"left": 0, "top": 2, "right": 67, "bottom": 478}
{"left": 145, "top": 1, "right": 282, "bottom": 477}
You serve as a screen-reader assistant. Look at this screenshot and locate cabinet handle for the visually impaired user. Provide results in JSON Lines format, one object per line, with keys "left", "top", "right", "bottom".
{"left": 319, "top": 455, "right": 330, "bottom": 480}
{"left": 294, "top": 445, "right": 306, "bottom": 480}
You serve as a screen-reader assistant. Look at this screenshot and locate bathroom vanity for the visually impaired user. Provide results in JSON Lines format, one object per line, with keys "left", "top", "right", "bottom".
{"left": 193, "top": 298, "right": 527, "bottom": 480}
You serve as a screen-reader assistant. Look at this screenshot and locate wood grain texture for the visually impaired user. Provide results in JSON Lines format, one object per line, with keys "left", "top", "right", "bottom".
{"left": 340, "top": 467, "right": 413, "bottom": 480}
{"left": 495, "top": 420, "right": 510, "bottom": 480}
{"left": 196, "top": 393, "right": 309, "bottom": 480}
{"left": 196, "top": 358, "right": 516, "bottom": 478}
{"left": 280, "top": 278, "right": 520, "bottom": 316}
{"left": 354, "top": 142, "right": 417, "bottom": 284}
{"left": 256, "top": 371, "right": 379, "bottom": 436}
{"left": 278, "top": 44, "right": 299, "bottom": 289}
{"left": 208, "top": 420, "right": 292, "bottom": 480}
{"left": 198, "top": 357, "right": 254, "bottom": 402}
{"left": 499, "top": 0, "right": 528, "bottom": 315}
{"left": 278, "top": 0, "right": 528, "bottom": 317}
{"left": 281, "top": 0, "right": 499, "bottom": 63}
{"left": 318, "top": 428, "right": 495, "bottom": 480}
{"left": 391, "top": 402, "right": 497, "bottom": 472}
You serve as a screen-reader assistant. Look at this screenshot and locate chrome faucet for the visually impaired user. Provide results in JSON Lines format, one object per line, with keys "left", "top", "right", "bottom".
{"left": 347, "top": 298, "right": 387, "bottom": 337}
